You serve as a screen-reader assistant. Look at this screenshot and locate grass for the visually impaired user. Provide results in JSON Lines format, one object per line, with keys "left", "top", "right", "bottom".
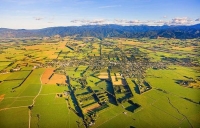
{"left": 40, "top": 84, "right": 67, "bottom": 94}
{"left": 5, "top": 70, "right": 32, "bottom": 80}
{"left": 0, "top": 73, "right": 11, "bottom": 81}
{"left": 130, "top": 104, "right": 180, "bottom": 127}
{"left": 75, "top": 88, "right": 91, "bottom": 96}
{"left": 0, "top": 80, "right": 23, "bottom": 95}
{"left": 0, "top": 107, "right": 29, "bottom": 128}
{"left": 81, "top": 99, "right": 96, "bottom": 108}
{"left": 86, "top": 76, "right": 101, "bottom": 87}
{"left": 70, "top": 80, "right": 82, "bottom": 87}
{"left": 5, "top": 97, "right": 33, "bottom": 108}
{"left": 3, "top": 69, "right": 44, "bottom": 98}
{"left": 97, "top": 113, "right": 133, "bottom": 128}
{"left": 66, "top": 70, "right": 81, "bottom": 78}
{"left": 21, "top": 67, "right": 33, "bottom": 71}
{"left": 77, "top": 65, "right": 88, "bottom": 71}
{"left": 32, "top": 100, "right": 70, "bottom": 128}
{"left": 0, "top": 62, "right": 12, "bottom": 70}
{"left": 0, "top": 69, "right": 44, "bottom": 110}
{"left": 68, "top": 95, "right": 76, "bottom": 111}
{"left": 90, "top": 104, "right": 124, "bottom": 128}
{"left": 32, "top": 90, "right": 82, "bottom": 128}
{"left": 146, "top": 66, "right": 200, "bottom": 102}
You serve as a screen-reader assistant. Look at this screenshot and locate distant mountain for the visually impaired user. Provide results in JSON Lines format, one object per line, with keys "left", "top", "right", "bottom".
{"left": 0, "top": 24, "right": 200, "bottom": 39}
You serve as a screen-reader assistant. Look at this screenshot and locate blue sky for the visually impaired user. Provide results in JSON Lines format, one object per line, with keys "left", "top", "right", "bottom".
{"left": 0, "top": 0, "right": 200, "bottom": 29}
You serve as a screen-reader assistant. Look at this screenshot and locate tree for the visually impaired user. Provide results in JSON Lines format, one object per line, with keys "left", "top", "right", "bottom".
{"left": 28, "top": 105, "right": 33, "bottom": 110}
{"left": 37, "top": 114, "right": 40, "bottom": 120}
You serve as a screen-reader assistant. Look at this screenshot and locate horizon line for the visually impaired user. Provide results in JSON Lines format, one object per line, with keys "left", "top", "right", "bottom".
{"left": 0, "top": 23, "right": 199, "bottom": 30}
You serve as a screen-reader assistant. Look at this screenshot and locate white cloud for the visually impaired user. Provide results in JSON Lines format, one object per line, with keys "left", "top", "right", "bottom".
{"left": 154, "top": 20, "right": 168, "bottom": 24}
{"left": 195, "top": 18, "right": 200, "bottom": 21}
{"left": 153, "top": 17, "right": 195, "bottom": 26}
{"left": 163, "top": 16, "right": 167, "bottom": 18}
{"left": 113, "top": 19, "right": 151, "bottom": 25}
{"left": 170, "top": 17, "right": 193, "bottom": 25}
{"left": 89, "top": 19, "right": 106, "bottom": 24}
{"left": 34, "top": 17, "right": 43, "bottom": 20}
{"left": 125, "top": 20, "right": 138, "bottom": 24}
{"left": 125, "top": 20, "right": 151, "bottom": 25}
{"left": 70, "top": 20, "right": 78, "bottom": 23}
{"left": 70, "top": 17, "right": 197, "bottom": 26}
{"left": 114, "top": 19, "right": 126, "bottom": 23}
{"left": 126, "top": 20, "right": 141, "bottom": 24}
{"left": 71, "top": 19, "right": 108, "bottom": 25}
{"left": 71, "top": 19, "right": 150, "bottom": 25}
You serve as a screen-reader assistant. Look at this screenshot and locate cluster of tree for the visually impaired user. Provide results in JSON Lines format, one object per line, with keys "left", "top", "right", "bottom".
{"left": 84, "top": 113, "right": 98, "bottom": 127}
{"left": 95, "top": 91, "right": 109, "bottom": 104}
{"left": 76, "top": 92, "right": 94, "bottom": 103}
{"left": 175, "top": 79, "right": 196, "bottom": 86}
{"left": 57, "top": 93, "right": 63, "bottom": 97}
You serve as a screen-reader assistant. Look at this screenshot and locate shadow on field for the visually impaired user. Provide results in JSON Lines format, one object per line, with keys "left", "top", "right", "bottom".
{"left": 105, "top": 80, "right": 118, "bottom": 105}
{"left": 132, "top": 80, "right": 140, "bottom": 94}
{"left": 125, "top": 100, "right": 141, "bottom": 113}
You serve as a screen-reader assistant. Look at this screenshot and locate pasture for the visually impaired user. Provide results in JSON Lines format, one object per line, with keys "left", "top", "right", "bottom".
{"left": 0, "top": 37, "right": 199, "bottom": 128}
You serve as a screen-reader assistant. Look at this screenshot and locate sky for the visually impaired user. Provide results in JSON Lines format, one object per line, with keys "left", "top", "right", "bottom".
{"left": 0, "top": 0, "right": 200, "bottom": 29}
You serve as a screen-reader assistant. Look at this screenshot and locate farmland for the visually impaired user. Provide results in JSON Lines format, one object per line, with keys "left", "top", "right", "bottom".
{"left": 0, "top": 37, "right": 199, "bottom": 128}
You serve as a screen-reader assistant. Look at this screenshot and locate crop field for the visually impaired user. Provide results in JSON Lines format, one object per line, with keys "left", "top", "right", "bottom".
{"left": 82, "top": 103, "right": 101, "bottom": 114}
{"left": 0, "top": 37, "right": 199, "bottom": 128}
{"left": 41, "top": 68, "right": 54, "bottom": 84}
{"left": 0, "top": 62, "right": 12, "bottom": 70}
{"left": 98, "top": 72, "right": 108, "bottom": 79}
{"left": 111, "top": 76, "right": 122, "bottom": 85}
{"left": 5, "top": 70, "right": 31, "bottom": 80}
{"left": 48, "top": 74, "right": 66, "bottom": 84}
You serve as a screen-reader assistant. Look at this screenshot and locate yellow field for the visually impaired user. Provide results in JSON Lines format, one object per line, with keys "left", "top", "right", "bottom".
{"left": 82, "top": 103, "right": 100, "bottom": 114}
{"left": 48, "top": 74, "right": 66, "bottom": 84}
{"left": 0, "top": 94, "right": 5, "bottom": 102}
{"left": 111, "top": 76, "right": 122, "bottom": 85}
{"left": 98, "top": 72, "right": 108, "bottom": 79}
{"left": 171, "top": 46, "right": 194, "bottom": 51}
{"left": 41, "top": 68, "right": 55, "bottom": 84}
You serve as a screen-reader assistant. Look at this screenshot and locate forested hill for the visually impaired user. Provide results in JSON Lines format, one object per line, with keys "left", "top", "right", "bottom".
{"left": 0, "top": 24, "right": 200, "bottom": 39}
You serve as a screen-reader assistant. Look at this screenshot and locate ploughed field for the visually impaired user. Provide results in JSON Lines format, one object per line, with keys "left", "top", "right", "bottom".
{"left": 0, "top": 37, "right": 199, "bottom": 128}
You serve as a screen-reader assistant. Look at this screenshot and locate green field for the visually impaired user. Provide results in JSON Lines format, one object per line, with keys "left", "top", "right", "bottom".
{"left": 0, "top": 37, "right": 199, "bottom": 128}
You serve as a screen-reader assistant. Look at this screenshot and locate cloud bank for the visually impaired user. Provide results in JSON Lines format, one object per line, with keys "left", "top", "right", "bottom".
{"left": 71, "top": 17, "right": 199, "bottom": 26}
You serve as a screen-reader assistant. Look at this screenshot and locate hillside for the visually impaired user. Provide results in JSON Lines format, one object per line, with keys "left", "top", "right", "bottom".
{"left": 0, "top": 24, "right": 200, "bottom": 39}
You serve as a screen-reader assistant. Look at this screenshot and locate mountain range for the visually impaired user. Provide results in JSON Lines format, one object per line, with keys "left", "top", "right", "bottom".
{"left": 0, "top": 24, "right": 200, "bottom": 39}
